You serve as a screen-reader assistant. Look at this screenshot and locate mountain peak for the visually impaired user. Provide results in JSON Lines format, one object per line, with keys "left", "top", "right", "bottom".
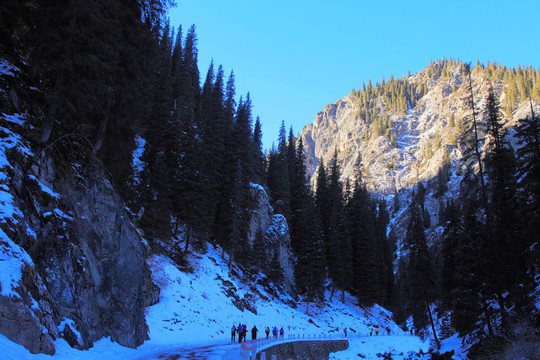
{"left": 300, "top": 59, "right": 540, "bottom": 195}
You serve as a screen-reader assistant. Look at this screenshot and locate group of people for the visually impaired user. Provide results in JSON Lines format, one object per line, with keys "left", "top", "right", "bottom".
{"left": 231, "top": 323, "right": 388, "bottom": 342}
{"left": 267, "top": 326, "right": 285, "bottom": 339}
{"left": 231, "top": 324, "right": 251, "bottom": 343}
{"left": 231, "top": 324, "right": 285, "bottom": 343}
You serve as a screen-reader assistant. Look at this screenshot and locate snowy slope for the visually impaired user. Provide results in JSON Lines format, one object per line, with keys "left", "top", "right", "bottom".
{"left": 0, "top": 242, "right": 449, "bottom": 359}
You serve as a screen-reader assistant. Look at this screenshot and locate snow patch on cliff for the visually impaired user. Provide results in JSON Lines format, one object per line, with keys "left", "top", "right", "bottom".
{"left": 0, "top": 229, "right": 33, "bottom": 299}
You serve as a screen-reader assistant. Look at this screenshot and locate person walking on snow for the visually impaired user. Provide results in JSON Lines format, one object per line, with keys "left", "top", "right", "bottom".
{"left": 238, "top": 324, "right": 243, "bottom": 343}
{"left": 375, "top": 327, "right": 379, "bottom": 336}
{"left": 242, "top": 325, "right": 247, "bottom": 342}
{"left": 369, "top": 328, "right": 373, "bottom": 336}
{"left": 343, "top": 328, "right": 347, "bottom": 337}
{"left": 279, "top": 327, "right": 284, "bottom": 339}
{"left": 265, "top": 326, "right": 270, "bottom": 339}
{"left": 251, "top": 326, "right": 258, "bottom": 340}
{"left": 272, "top": 326, "right": 278, "bottom": 338}
{"left": 231, "top": 324, "right": 236, "bottom": 342}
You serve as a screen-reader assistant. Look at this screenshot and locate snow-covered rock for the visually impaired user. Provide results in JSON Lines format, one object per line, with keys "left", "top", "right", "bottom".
{"left": 249, "top": 183, "right": 296, "bottom": 293}
{"left": 0, "top": 57, "right": 150, "bottom": 354}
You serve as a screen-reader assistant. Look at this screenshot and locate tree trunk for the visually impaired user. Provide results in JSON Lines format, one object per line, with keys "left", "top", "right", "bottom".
{"left": 481, "top": 293, "right": 494, "bottom": 336}
{"left": 426, "top": 301, "right": 440, "bottom": 349}
{"left": 92, "top": 104, "right": 110, "bottom": 153}
{"left": 39, "top": 102, "right": 56, "bottom": 144}
{"left": 466, "top": 68, "right": 487, "bottom": 205}
{"left": 228, "top": 248, "right": 234, "bottom": 272}
{"left": 184, "top": 227, "right": 191, "bottom": 254}
{"left": 497, "top": 292, "right": 507, "bottom": 327}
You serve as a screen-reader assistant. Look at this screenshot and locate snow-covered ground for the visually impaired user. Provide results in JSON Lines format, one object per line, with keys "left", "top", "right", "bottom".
{"left": 1, "top": 243, "right": 469, "bottom": 360}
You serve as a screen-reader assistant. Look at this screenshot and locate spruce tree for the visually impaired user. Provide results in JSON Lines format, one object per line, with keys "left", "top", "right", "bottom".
{"left": 463, "top": 63, "right": 487, "bottom": 204}
{"left": 294, "top": 189, "right": 326, "bottom": 306}
{"left": 324, "top": 150, "right": 350, "bottom": 299}
{"left": 139, "top": 24, "right": 174, "bottom": 247}
{"left": 266, "top": 122, "right": 291, "bottom": 220}
{"left": 514, "top": 103, "right": 540, "bottom": 272}
{"left": 200, "top": 63, "right": 226, "bottom": 239}
{"left": 482, "top": 85, "right": 523, "bottom": 322}
{"left": 213, "top": 71, "right": 238, "bottom": 249}
{"left": 231, "top": 94, "right": 255, "bottom": 266}
{"left": 374, "top": 199, "right": 393, "bottom": 306}
{"left": 348, "top": 177, "right": 378, "bottom": 306}
{"left": 290, "top": 140, "right": 326, "bottom": 304}
{"left": 315, "top": 159, "right": 330, "bottom": 232}
{"left": 250, "top": 117, "right": 266, "bottom": 186}
{"left": 451, "top": 202, "right": 484, "bottom": 335}
{"left": 441, "top": 201, "right": 462, "bottom": 311}
{"left": 405, "top": 201, "right": 439, "bottom": 346}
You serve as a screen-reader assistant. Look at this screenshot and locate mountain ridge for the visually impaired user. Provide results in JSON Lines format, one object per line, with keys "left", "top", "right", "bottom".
{"left": 299, "top": 59, "right": 539, "bottom": 196}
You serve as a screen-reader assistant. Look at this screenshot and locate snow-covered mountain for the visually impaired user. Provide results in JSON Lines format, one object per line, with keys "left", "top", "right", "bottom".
{"left": 299, "top": 59, "right": 539, "bottom": 245}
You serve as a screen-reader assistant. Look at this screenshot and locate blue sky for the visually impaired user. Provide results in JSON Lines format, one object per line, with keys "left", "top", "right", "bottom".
{"left": 169, "top": 0, "right": 540, "bottom": 150}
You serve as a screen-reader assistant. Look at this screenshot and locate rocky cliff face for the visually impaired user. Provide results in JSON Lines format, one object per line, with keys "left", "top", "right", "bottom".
{"left": 0, "top": 60, "right": 151, "bottom": 354}
{"left": 248, "top": 183, "right": 296, "bottom": 293}
{"left": 300, "top": 63, "right": 530, "bottom": 193}
{"left": 301, "top": 63, "right": 463, "bottom": 194}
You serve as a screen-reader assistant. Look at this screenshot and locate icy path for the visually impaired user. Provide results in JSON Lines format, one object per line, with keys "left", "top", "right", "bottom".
{"left": 133, "top": 339, "right": 237, "bottom": 360}
{"left": 133, "top": 335, "right": 427, "bottom": 360}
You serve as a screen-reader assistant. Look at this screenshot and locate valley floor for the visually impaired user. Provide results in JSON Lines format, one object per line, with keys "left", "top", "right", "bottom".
{"left": 1, "top": 246, "right": 460, "bottom": 359}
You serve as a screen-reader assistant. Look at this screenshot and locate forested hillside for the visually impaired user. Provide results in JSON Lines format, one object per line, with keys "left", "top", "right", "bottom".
{"left": 1, "top": 1, "right": 539, "bottom": 358}
{"left": 299, "top": 58, "right": 540, "bottom": 357}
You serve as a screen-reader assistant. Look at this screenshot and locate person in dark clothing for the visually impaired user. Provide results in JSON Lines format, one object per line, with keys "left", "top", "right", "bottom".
{"left": 238, "top": 324, "right": 243, "bottom": 343}
{"left": 231, "top": 324, "right": 236, "bottom": 342}
{"left": 251, "top": 326, "right": 258, "bottom": 340}
{"left": 265, "top": 326, "right": 270, "bottom": 339}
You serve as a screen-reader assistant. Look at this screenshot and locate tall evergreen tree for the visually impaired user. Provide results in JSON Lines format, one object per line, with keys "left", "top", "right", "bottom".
{"left": 250, "top": 116, "right": 266, "bottom": 186}
{"left": 266, "top": 121, "right": 291, "bottom": 220}
{"left": 481, "top": 86, "right": 523, "bottom": 323}
{"left": 324, "top": 150, "right": 350, "bottom": 299}
{"left": 198, "top": 63, "right": 225, "bottom": 240}
{"left": 315, "top": 159, "right": 329, "bottom": 231}
{"left": 463, "top": 63, "right": 488, "bottom": 204}
{"left": 514, "top": 107, "right": 540, "bottom": 271}
{"left": 450, "top": 202, "right": 484, "bottom": 335}
{"left": 231, "top": 94, "right": 255, "bottom": 265}
{"left": 348, "top": 177, "right": 378, "bottom": 305}
{"left": 405, "top": 202, "right": 439, "bottom": 346}
{"left": 213, "top": 71, "right": 237, "bottom": 248}
{"left": 294, "top": 189, "right": 326, "bottom": 307}
{"left": 374, "top": 199, "right": 393, "bottom": 307}
{"left": 139, "top": 25, "right": 175, "bottom": 247}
